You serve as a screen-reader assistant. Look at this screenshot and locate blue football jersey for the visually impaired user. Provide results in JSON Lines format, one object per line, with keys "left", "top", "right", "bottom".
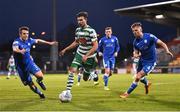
{"left": 98, "top": 35, "right": 120, "bottom": 58}
{"left": 133, "top": 33, "right": 158, "bottom": 63}
{"left": 12, "top": 37, "right": 36, "bottom": 67}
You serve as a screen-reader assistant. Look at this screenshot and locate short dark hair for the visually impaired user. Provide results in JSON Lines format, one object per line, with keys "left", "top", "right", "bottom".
{"left": 105, "top": 27, "right": 112, "bottom": 31}
{"left": 131, "top": 22, "right": 142, "bottom": 29}
{"left": 19, "top": 26, "right": 29, "bottom": 34}
{"left": 76, "top": 11, "right": 88, "bottom": 19}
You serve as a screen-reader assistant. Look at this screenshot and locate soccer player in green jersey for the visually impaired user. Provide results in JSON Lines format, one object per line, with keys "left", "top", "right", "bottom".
{"left": 59, "top": 11, "right": 99, "bottom": 99}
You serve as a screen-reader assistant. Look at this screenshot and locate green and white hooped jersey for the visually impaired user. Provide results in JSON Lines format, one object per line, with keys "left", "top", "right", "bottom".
{"left": 75, "top": 25, "right": 97, "bottom": 58}
{"left": 133, "top": 57, "right": 139, "bottom": 64}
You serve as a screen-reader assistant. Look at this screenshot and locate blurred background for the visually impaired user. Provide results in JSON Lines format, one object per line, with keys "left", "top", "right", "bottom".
{"left": 0, "top": 0, "right": 179, "bottom": 74}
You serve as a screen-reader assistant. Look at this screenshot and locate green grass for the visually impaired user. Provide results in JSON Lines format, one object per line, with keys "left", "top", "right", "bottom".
{"left": 0, "top": 74, "right": 180, "bottom": 111}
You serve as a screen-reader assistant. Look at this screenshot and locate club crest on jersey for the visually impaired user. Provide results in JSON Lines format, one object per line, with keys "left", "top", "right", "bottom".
{"left": 111, "top": 39, "right": 114, "bottom": 42}
{"left": 144, "top": 39, "right": 147, "bottom": 43}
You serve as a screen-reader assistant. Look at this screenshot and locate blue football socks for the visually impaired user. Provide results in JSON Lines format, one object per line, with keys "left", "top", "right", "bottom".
{"left": 103, "top": 74, "right": 109, "bottom": 87}
{"left": 127, "top": 82, "right": 138, "bottom": 94}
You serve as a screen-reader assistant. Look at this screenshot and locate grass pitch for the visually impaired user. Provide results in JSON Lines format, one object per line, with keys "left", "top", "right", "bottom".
{"left": 0, "top": 74, "right": 180, "bottom": 111}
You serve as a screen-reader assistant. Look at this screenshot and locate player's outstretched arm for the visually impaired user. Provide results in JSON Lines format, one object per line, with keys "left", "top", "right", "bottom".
{"left": 157, "top": 39, "right": 173, "bottom": 57}
{"left": 59, "top": 40, "right": 79, "bottom": 56}
{"left": 36, "top": 39, "right": 58, "bottom": 46}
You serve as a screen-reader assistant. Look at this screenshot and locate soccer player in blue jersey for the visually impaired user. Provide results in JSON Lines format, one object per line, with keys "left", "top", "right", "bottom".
{"left": 98, "top": 27, "right": 120, "bottom": 90}
{"left": 120, "top": 22, "right": 173, "bottom": 98}
{"left": 12, "top": 26, "right": 57, "bottom": 99}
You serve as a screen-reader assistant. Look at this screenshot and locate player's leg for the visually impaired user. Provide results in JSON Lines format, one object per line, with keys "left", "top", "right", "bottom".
{"left": 76, "top": 67, "right": 83, "bottom": 86}
{"left": 92, "top": 70, "right": 99, "bottom": 85}
{"left": 132, "top": 63, "right": 137, "bottom": 78}
{"left": 82, "top": 69, "right": 99, "bottom": 84}
{"left": 82, "top": 69, "right": 90, "bottom": 81}
{"left": 92, "top": 57, "right": 99, "bottom": 84}
{"left": 83, "top": 57, "right": 99, "bottom": 85}
{"left": 29, "top": 63, "right": 46, "bottom": 90}
{"left": 7, "top": 67, "right": 12, "bottom": 79}
{"left": 28, "top": 81, "right": 45, "bottom": 99}
{"left": 120, "top": 61, "right": 144, "bottom": 98}
{"left": 66, "top": 66, "right": 78, "bottom": 91}
{"left": 103, "top": 58, "right": 111, "bottom": 90}
{"left": 17, "top": 66, "right": 45, "bottom": 98}
{"left": 109, "top": 58, "right": 115, "bottom": 77}
{"left": 34, "top": 70, "right": 46, "bottom": 90}
{"left": 66, "top": 53, "right": 82, "bottom": 91}
{"left": 140, "top": 62, "right": 156, "bottom": 94}
{"left": 13, "top": 67, "right": 18, "bottom": 79}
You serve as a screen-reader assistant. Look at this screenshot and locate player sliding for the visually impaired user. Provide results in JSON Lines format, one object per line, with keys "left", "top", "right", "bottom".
{"left": 12, "top": 26, "right": 57, "bottom": 99}
{"left": 120, "top": 22, "right": 173, "bottom": 98}
{"left": 59, "top": 11, "right": 99, "bottom": 100}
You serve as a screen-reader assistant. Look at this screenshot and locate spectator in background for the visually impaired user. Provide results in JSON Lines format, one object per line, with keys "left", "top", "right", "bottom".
{"left": 6, "top": 55, "right": 18, "bottom": 79}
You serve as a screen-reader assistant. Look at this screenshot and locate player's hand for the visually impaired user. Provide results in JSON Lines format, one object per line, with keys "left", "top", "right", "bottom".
{"left": 166, "top": 51, "right": 173, "bottom": 58}
{"left": 114, "top": 52, "right": 118, "bottom": 57}
{"left": 49, "top": 41, "right": 58, "bottom": 46}
{"left": 20, "top": 49, "right": 26, "bottom": 54}
{"left": 59, "top": 49, "right": 66, "bottom": 56}
{"left": 98, "top": 52, "right": 103, "bottom": 56}
{"left": 82, "top": 55, "right": 88, "bottom": 62}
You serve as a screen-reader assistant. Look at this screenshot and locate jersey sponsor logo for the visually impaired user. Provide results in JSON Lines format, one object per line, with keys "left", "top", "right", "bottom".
{"left": 77, "top": 38, "right": 87, "bottom": 45}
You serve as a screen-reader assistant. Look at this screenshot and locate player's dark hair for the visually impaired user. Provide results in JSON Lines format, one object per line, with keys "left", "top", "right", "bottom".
{"left": 131, "top": 22, "right": 142, "bottom": 29}
{"left": 105, "top": 27, "right": 112, "bottom": 31}
{"left": 76, "top": 11, "right": 88, "bottom": 19}
{"left": 19, "top": 26, "right": 29, "bottom": 34}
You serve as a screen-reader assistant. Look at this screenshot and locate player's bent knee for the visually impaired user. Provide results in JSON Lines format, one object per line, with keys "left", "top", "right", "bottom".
{"left": 69, "top": 67, "right": 77, "bottom": 73}
{"left": 105, "top": 69, "right": 110, "bottom": 74}
{"left": 35, "top": 71, "right": 43, "bottom": 77}
{"left": 83, "top": 72, "right": 89, "bottom": 81}
{"left": 135, "top": 74, "right": 141, "bottom": 81}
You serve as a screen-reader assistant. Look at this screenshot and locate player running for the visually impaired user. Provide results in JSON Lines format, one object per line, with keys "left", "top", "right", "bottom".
{"left": 12, "top": 26, "right": 57, "bottom": 99}
{"left": 120, "top": 22, "right": 173, "bottom": 98}
{"left": 59, "top": 11, "right": 99, "bottom": 100}
{"left": 98, "top": 27, "right": 120, "bottom": 90}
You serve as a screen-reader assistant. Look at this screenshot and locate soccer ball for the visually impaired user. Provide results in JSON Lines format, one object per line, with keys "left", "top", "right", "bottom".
{"left": 59, "top": 90, "right": 72, "bottom": 103}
